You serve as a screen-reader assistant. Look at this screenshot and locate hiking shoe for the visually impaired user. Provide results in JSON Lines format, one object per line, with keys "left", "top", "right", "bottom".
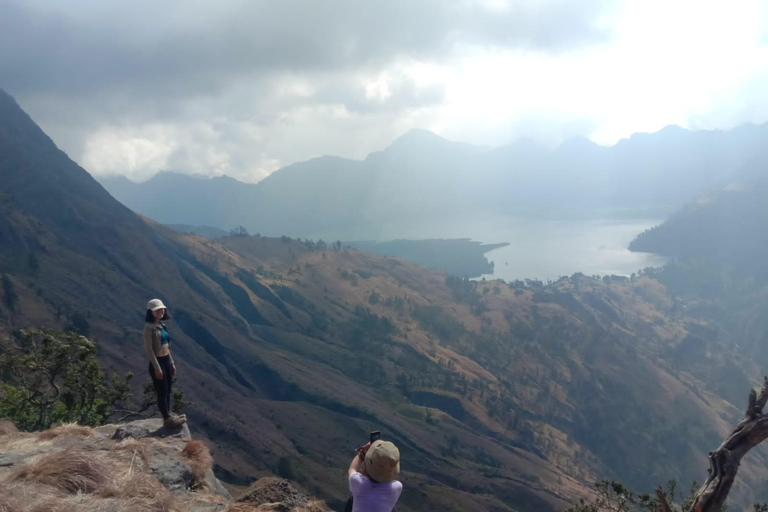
{"left": 163, "top": 415, "right": 186, "bottom": 428}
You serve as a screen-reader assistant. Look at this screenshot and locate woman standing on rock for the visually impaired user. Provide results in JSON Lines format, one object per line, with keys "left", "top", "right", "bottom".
{"left": 144, "top": 299, "right": 186, "bottom": 428}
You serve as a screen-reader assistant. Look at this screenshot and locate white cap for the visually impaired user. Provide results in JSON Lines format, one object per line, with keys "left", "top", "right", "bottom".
{"left": 147, "top": 299, "right": 167, "bottom": 311}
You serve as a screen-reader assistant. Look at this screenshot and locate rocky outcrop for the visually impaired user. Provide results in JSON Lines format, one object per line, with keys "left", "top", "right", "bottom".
{"left": 238, "top": 477, "right": 313, "bottom": 510}
{"left": 111, "top": 417, "right": 193, "bottom": 442}
{"left": 0, "top": 418, "right": 332, "bottom": 512}
{"left": 0, "top": 418, "right": 230, "bottom": 511}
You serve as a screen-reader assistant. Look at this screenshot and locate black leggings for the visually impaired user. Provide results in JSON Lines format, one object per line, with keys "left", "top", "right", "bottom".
{"left": 149, "top": 355, "right": 173, "bottom": 419}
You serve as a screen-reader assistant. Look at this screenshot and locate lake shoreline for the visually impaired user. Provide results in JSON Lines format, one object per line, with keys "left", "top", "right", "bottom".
{"left": 347, "top": 239, "right": 510, "bottom": 278}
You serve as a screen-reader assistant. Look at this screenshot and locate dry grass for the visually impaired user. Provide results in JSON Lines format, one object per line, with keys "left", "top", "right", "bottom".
{"left": 177, "top": 491, "right": 229, "bottom": 510}
{"left": 28, "top": 495, "right": 173, "bottom": 512}
{"left": 8, "top": 450, "right": 111, "bottom": 493}
{"left": 0, "top": 482, "right": 70, "bottom": 512}
{"left": 27, "top": 496, "right": 78, "bottom": 512}
{"left": 223, "top": 498, "right": 332, "bottom": 512}
{"left": 0, "top": 484, "right": 27, "bottom": 512}
{"left": 0, "top": 427, "right": 240, "bottom": 512}
{"left": 223, "top": 504, "right": 260, "bottom": 512}
{"left": 37, "top": 423, "right": 92, "bottom": 441}
{"left": 112, "top": 438, "right": 150, "bottom": 467}
{"left": 0, "top": 432, "right": 39, "bottom": 453}
{"left": 2, "top": 449, "right": 178, "bottom": 512}
{"left": 181, "top": 439, "right": 213, "bottom": 489}
{"left": 100, "top": 472, "right": 176, "bottom": 511}
{"left": 0, "top": 419, "right": 19, "bottom": 437}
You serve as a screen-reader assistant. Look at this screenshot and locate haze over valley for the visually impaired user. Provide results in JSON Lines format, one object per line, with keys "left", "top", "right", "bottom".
{"left": 99, "top": 122, "right": 768, "bottom": 280}
{"left": 3, "top": 2, "right": 768, "bottom": 512}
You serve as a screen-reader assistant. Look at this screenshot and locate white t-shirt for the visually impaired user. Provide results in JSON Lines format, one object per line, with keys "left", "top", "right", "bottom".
{"left": 349, "top": 472, "right": 403, "bottom": 512}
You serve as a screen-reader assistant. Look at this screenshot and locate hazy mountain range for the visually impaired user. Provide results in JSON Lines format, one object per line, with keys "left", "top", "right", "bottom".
{"left": 99, "top": 123, "right": 768, "bottom": 240}
{"left": 630, "top": 147, "right": 768, "bottom": 283}
{"left": 4, "top": 87, "right": 768, "bottom": 511}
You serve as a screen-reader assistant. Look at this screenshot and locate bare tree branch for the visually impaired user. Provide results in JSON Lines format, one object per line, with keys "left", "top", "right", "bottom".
{"left": 112, "top": 409, "right": 153, "bottom": 422}
{"left": 110, "top": 401, "right": 155, "bottom": 423}
{"left": 655, "top": 487, "right": 673, "bottom": 512}
{"left": 687, "top": 376, "right": 768, "bottom": 512}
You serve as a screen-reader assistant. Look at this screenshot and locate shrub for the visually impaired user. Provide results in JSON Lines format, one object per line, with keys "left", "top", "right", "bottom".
{"left": 181, "top": 439, "right": 213, "bottom": 489}
{"left": 0, "top": 328, "right": 132, "bottom": 431}
{"left": 38, "top": 423, "right": 92, "bottom": 441}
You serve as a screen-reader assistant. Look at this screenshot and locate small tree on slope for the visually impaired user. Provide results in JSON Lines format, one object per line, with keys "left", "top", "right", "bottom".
{"left": 0, "top": 328, "right": 132, "bottom": 430}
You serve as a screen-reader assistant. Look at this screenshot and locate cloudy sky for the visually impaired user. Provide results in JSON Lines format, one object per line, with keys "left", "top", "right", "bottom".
{"left": 2, "top": 0, "right": 768, "bottom": 183}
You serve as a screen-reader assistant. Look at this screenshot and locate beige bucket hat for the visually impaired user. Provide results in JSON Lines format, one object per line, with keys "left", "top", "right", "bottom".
{"left": 147, "top": 299, "right": 167, "bottom": 311}
{"left": 363, "top": 440, "right": 400, "bottom": 483}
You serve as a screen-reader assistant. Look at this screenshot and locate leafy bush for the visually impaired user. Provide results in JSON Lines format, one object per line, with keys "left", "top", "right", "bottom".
{"left": 0, "top": 328, "right": 132, "bottom": 430}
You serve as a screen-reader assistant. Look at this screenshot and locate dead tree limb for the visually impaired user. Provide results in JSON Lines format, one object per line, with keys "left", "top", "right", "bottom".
{"left": 687, "top": 376, "right": 768, "bottom": 512}
{"left": 655, "top": 487, "right": 673, "bottom": 512}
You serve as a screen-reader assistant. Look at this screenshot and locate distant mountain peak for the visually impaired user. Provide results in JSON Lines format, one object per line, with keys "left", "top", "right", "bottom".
{"left": 658, "top": 124, "right": 687, "bottom": 133}
{"left": 386, "top": 128, "right": 450, "bottom": 148}
{"left": 383, "top": 128, "right": 488, "bottom": 158}
{"left": 556, "top": 135, "right": 600, "bottom": 153}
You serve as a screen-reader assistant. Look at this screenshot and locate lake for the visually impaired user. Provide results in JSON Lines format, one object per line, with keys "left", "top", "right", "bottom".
{"left": 339, "top": 214, "right": 667, "bottom": 282}
{"left": 476, "top": 218, "right": 667, "bottom": 282}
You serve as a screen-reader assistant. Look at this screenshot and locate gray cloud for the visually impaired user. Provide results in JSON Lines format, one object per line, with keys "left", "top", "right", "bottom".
{"left": 0, "top": 0, "right": 620, "bottom": 181}
{"left": 1, "top": 0, "right": 614, "bottom": 98}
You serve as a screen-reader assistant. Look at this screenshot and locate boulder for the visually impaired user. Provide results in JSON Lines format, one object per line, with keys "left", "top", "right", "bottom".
{"left": 205, "top": 467, "right": 233, "bottom": 500}
{"left": 238, "top": 477, "right": 309, "bottom": 510}
{"left": 0, "top": 450, "right": 38, "bottom": 469}
{"left": 110, "top": 418, "right": 191, "bottom": 441}
{"left": 150, "top": 458, "right": 194, "bottom": 492}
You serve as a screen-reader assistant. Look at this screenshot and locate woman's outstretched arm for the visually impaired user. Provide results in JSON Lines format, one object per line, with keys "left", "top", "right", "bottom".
{"left": 348, "top": 442, "right": 370, "bottom": 477}
{"left": 348, "top": 451, "right": 364, "bottom": 477}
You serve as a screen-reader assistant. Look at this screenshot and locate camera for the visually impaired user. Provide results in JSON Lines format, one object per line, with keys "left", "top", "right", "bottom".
{"left": 370, "top": 431, "right": 381, "bottom": 443}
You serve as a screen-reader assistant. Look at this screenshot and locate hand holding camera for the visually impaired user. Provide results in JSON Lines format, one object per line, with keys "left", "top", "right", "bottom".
{"left": 355, "top": 443, "right": 370, "bottom": 459}
{"left": 355, "top": 431, "right": 381, "bottom": 459}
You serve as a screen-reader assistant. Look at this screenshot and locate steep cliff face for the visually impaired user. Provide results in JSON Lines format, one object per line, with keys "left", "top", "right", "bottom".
{"left": 0, "top": 418, "right": 331, "bottom": 512}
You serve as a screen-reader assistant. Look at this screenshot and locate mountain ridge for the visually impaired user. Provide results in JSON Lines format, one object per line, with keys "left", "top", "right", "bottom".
{"left": 99, "top": 122, "right": 768, "bottom": 240}
{"left": 4, "top": 87, "right": 768, "bottom": 510}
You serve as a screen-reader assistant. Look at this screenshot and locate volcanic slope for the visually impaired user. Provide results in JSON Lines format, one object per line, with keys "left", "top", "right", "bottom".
{"left": 1, "top": 88, "right": 767, "bottom": 510}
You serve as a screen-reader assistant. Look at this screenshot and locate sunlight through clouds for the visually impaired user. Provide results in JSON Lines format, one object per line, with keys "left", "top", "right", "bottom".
{"left": 420, "top": 0, "right": 768, "bottom": 147}
{"left": 82, "top": 126, "right": 177, "bottom": 181}
{"left": 2, "top": 0, "right": 767, "bottom": 181}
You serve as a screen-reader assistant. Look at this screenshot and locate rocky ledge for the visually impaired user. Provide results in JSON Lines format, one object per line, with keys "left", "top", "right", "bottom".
{"left": 0, "top": 418, "right": 331, "bottom": 512}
